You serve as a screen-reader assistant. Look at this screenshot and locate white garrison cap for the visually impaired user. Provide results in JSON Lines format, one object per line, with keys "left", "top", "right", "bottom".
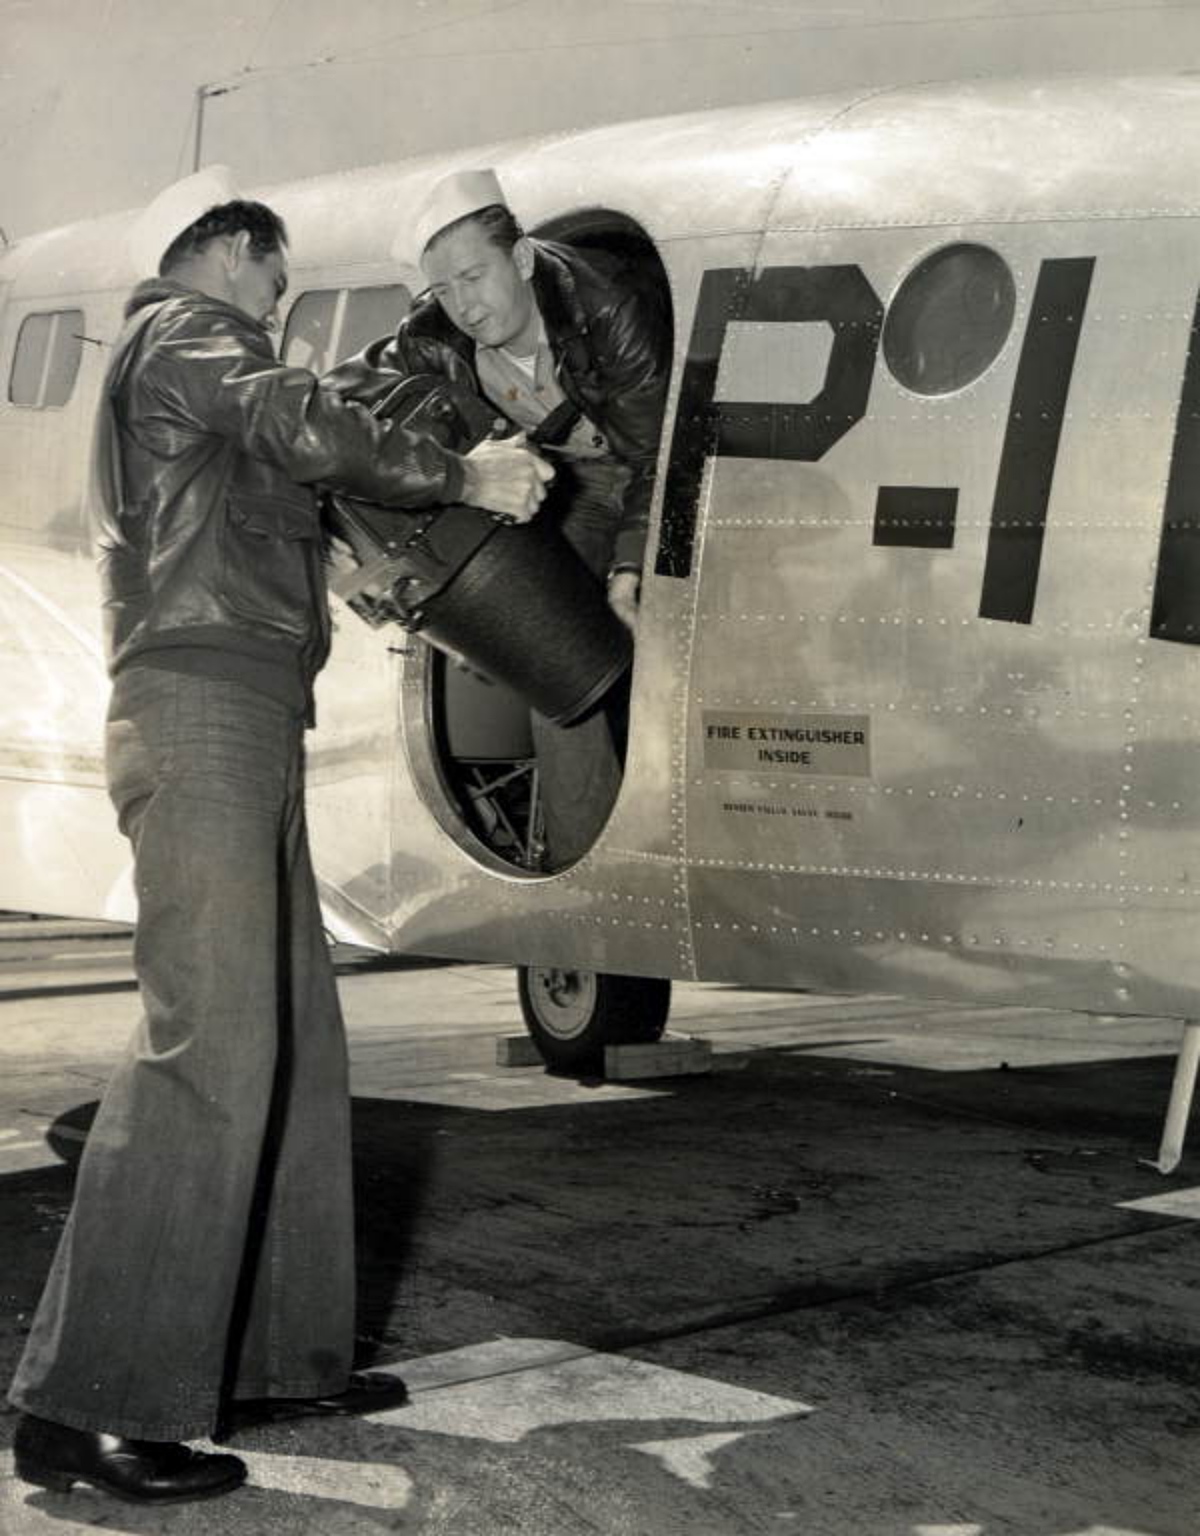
{"left": 404, "top": 167, "right": 508, "bottom": 266}
{"left": 127, "top": 164, "right": 240, "bottom": 279}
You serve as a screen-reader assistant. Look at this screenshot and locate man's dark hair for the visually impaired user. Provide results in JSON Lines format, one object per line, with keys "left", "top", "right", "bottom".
{"left": 427, "top": 203, "right": 524, "bottom": 257}
{"left": 159, "top": 199, "right": 288, "bottom": 275}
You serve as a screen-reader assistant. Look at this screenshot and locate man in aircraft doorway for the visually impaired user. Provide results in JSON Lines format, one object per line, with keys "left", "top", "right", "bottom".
{"left": 6, "top": 166, "right": 550, "bottom": 1505}
{"left": 332, "top": 168, "right": 671, "bottom": 869}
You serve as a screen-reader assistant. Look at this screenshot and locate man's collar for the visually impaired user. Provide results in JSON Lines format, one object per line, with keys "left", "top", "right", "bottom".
{"left": 530, "top": 241, "right": 588, "bottom": 343}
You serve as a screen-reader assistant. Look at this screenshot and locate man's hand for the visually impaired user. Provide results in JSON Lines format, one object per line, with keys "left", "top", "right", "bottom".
{"left": 607, "top": 570, "right": 640, "bottom": 630}
{"left": 460, "top": 435, "right": 554, "bottom": 522}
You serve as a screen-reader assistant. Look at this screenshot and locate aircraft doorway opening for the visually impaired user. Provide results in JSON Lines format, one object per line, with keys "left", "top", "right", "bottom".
{"left": 421, "top": 208, "right": 673, "bottom": 878}
{"left": 428, "top": 649, "right": 542, "bottom": 868}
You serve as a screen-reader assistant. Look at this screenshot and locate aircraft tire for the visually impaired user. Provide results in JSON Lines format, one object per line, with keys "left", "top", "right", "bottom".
{"left": 517, "top": 966, "right": 671, "bottom": 1076}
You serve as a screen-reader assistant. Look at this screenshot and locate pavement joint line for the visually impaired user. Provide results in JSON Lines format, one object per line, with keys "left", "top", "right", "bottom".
{"left": 837, "top": 1076, "right": 1170, "bottom": 1136}
{"left": 0, "top": 948, "right": 132, "bottom": 963}
{"left": 584, "top": 1216, "right": 1197, "bottom": 1356}
{"left": 392, "top": 1343, "right": 598, "bottom": 1397}
{"left": 381, "top": 1342, "right": 813, "bottom": 1425}
{"left": 0, "top": 981, "right": 140, "bottom": 1004}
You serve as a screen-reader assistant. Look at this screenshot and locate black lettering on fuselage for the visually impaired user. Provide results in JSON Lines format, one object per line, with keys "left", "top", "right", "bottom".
{"left": 978, "top": 257, "right": 1095, "bottom": 624}
{"left": 655, "top": 264, "right": 883, "bottom": 579}
{"left": 652, "top": 253, "right": 1132, "bottom": 638}
{"left": 1152, "top": 289, "right": 1200, "bottom": 645}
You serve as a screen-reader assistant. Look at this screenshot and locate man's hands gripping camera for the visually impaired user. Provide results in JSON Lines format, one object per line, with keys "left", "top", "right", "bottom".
{"left": 460, "top": 431, "right": 554, "bottom": 524}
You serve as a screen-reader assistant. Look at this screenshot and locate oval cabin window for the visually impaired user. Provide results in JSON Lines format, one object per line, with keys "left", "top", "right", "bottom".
{"left": 883, "top": 244, "right": 1015, "bottom": 396}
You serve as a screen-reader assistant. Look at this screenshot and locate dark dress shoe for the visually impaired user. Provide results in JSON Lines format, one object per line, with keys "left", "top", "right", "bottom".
{"left": 217, "top": 1369, "right": 408, "bottom": 1438}
{"left": 13, "top": 1412, "right": 246, "bottom": 1504}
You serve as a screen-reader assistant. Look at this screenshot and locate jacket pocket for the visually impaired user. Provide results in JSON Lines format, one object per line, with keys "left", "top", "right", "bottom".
{"left": 220, "top": 490, "right": 322, "bottom": 640}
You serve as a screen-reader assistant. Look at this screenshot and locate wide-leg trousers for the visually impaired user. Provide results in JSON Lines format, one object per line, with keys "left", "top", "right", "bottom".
{"left": 8, "top": 667, "right": 355, "bottom": 1440}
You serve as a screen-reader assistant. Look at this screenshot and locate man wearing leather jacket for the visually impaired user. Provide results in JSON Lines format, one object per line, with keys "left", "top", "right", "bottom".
{"left": 330, "top": 167, "right": 671, "bottom": 869}
{"left": 7, "top": 167, "right": 551, "bottom": 1505}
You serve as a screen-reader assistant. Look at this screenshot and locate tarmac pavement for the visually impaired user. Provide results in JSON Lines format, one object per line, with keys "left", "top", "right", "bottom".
{"left": 0, "top": 917, "right": 1196, "bottom": 1534}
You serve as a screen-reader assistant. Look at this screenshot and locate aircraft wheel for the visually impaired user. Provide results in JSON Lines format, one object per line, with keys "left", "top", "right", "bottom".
{"left": 517, "top": 966, "right": 671, "bottom": 1075}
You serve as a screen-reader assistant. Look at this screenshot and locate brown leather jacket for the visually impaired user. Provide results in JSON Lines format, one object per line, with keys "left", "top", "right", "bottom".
{"left": 92, "top": 278, "right": 467, "bottom": 688}
{"left": 327, "top": 241, "right": 671, "bottom": 572}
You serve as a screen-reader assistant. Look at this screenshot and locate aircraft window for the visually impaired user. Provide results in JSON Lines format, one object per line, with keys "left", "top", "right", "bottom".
{"left": 8, "top": 309, "right": 84, "bottom": 408}
{"left": 282, "top": 284, "right": 411, "bottom": 373}
{"left": 339, "top": 284, "right": 411, "bottom": 361}
{"left": 282, "top": 290, "right": 337, "bottom": 371}
{"left": 883, "top": 244, "right": 1015, "bottom": 396}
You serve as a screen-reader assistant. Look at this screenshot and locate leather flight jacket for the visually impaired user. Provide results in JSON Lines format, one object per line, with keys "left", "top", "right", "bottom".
{"left": 92, "top": 279, "right": 468, "bottom": 694}
{"left": 326, "top": 240, "right": 672, "bottom": 574}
